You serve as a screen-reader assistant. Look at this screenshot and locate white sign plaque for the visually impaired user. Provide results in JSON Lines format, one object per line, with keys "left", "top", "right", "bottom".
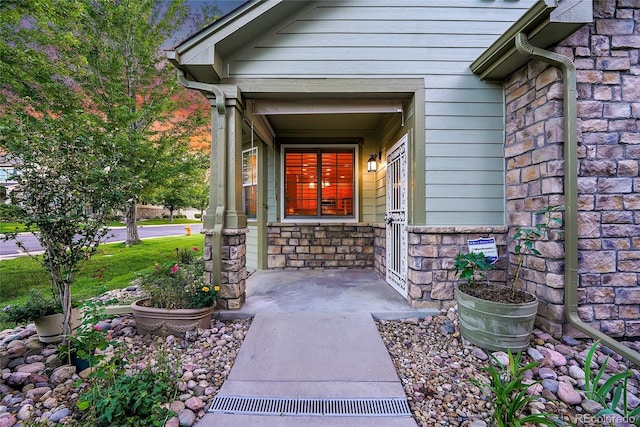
{"left": 467, "top": 237, "right": 498, "bottom": 264}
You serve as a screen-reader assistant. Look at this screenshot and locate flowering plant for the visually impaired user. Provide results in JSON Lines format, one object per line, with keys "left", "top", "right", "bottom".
{"left": 136, "top": 247, "right": 218, "bottom": 309}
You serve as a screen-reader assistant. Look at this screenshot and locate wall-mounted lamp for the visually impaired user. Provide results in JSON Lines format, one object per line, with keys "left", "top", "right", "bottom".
{"left": 367, "top": 151, "right": 381, "bottom": 173}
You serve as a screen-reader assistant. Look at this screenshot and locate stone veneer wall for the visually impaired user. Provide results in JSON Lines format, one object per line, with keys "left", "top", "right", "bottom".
{"left": 373, "top": 225, "right": 386, "bottom": 277}
{"left": 504, "top": 1, "right": 640, "bottom": 338}
{"left": 205, "top": 229, "right": 247, "bottom": 310}
{"left": 406, "top": 226, "right": 508, "bottom": 310}
{"left": 267, "top": 223, "right": 375, "bottom": 269}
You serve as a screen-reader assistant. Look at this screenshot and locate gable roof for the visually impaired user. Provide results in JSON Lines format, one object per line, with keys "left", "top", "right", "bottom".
{"left": 471, "top": 0, "right": 593, "bottom": 82}
{"left": 168, "top": 0, "right": 313, "bottom": 82}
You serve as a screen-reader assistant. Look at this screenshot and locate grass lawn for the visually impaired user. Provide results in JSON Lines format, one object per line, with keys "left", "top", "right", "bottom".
{"left": 0, "top": 222, "right": 29, "bottom": 233}
{"left": 137, "top": 218, "right": 202, "bottom": 226}
{"left": 1, "top": 218, "right": 202, "bottom": 233}
{"left": 0, "top": 234, "right": 205, "bottom": 308}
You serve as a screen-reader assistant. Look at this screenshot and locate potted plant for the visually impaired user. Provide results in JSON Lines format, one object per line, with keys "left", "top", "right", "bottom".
{"left": 59, "top": 299, "right": 114, "bottom": 371}
{"left": 131, "top": 246, "right": 219, "bottom": 337}
{"left": 454, "top": 205, "right": 563, "bottom": 352}
{"left": 2, "top": 289, "right": 81, "bottom": 343}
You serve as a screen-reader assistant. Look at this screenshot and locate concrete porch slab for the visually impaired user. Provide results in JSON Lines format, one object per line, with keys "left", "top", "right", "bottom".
{"left": 214, "top": 269, "right": 439, "bottom": 320}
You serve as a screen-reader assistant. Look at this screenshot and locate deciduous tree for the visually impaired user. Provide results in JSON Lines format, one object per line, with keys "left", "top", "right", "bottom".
{"left": 0, "top": 0, "right": 218, "bottom": 334}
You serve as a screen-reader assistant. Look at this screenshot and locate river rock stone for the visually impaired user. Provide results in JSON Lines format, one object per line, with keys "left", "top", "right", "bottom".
{"left": 16, "top": 404, "right": 33, "bottom": 421}
{"left": 472, "top": 348, "right": 488, "bottom": 361}
{"left": 184, "top": 397, "right": 205, "bottom": 412}
{"left": 50, "top": 366, "right": 75, "bottom": 385}
{"left": 562, "top": 336, "right": 579, "bottom": 346}
{"left": 557, "top": 381, "right": 582, "bottom": 405}
{"left": 540, "top": 348, "right": 567, "bottom": 367}
{"left": 491, "top": 351, "right": 510, "bottom": 367}
{"left": 568, "top": 365, "right": 585, "bottom": 380}
{"left": 16, "top": 362, "right": 45, "bottom": 374}
{"left": 542, "top": 379, "right": 559, "bottom": 394}
{"left": 581, "top": 399, "right": 604, "bottom": 414}
{"left": 527, "top": 347, "right": 545, "bottom": 361}
{"left": 24, "top": 386, "right": 51, "bottom": 402}
{"left": 0, "top": 414, "right": 16, "bottom": 427}
{"left": 48, "top": 407, "right": 70, "bottom": 423}
{"left": 6, "top": 372, "right": 32, "bottom": 388}
{"left": 539, "top": 367, "right": 557, "bottom": 380}
{"left": 178, "top": 408, "right": 196, "bottom": 427}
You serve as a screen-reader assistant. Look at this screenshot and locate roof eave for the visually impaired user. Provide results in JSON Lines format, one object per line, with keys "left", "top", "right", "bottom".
{"left": 471, "top": 0, "right": 593, "bottom": 82}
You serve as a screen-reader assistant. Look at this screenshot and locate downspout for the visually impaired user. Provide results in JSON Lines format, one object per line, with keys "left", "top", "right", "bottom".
{"left": 515, "top": 33, "right": 640, "bottom": 366}
{"left": 176, "top": 69, "right": 226, "bottom": 288}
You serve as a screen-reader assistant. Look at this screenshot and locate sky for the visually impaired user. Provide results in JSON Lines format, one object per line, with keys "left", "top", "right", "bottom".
{"left": 170, "top": 1, "right": 246, "bottom": 47}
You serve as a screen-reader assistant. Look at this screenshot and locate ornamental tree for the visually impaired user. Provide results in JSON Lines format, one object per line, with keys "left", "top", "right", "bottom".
{"left": 0, "top": 0, "right": 218, "bottom": 334}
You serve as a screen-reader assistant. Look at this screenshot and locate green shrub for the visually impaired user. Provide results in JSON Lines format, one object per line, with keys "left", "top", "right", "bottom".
{"left": 77, "top": 345, "right": 179, "bottom": 426}
{"left": 2, "top": 289, "right": 61, "bottom": 323}
{"left": 0, "top": 203, "right": 22, "bottom": 221}
{"left": 472, "top": 349, "right": 561, "bottom": 426}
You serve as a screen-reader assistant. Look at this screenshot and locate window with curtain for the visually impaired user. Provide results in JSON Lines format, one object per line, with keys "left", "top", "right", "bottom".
{"left": 284, "top": 147, "right": 354, "bottom": 218}
{"left": 242, "top": 147, "right": 257, "bottom": 219}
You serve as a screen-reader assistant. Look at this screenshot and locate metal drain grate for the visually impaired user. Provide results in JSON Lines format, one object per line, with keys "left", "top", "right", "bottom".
{"left": 209, "top": 396, "right": 412, "bottom": 417}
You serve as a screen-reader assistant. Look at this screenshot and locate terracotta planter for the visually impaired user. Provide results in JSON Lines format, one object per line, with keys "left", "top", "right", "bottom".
{"left": 33, "top": 309, "right": 82, "bottom": 344}
{"left": 131, "top": 299, "right": 214, "bottom": 337}
{"left": 455, "top": 283, "right": 538, "bottom": 352}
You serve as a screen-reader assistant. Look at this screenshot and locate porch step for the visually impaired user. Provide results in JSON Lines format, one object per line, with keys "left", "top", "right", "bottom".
{"left": 196, "top": 312, "right": 417, "bottom": 426}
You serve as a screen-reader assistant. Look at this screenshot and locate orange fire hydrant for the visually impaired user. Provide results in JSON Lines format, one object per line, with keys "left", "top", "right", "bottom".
{"left": 185, "top": 225, "right": 192, "bottom": 236}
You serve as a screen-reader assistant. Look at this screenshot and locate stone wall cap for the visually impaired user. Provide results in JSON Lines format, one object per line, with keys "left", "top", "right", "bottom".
{"left": 407, "top": 225, "right": 508, "bottom": 234}
{"left": 202, "top": 227, "right": 249, "bottom": 235}
{"left": 267, "top": 222, "right": 375, "bottom": 227}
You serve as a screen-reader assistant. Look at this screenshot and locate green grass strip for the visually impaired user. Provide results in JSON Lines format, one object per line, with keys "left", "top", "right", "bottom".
{"left": 0, "top": 234, "right": 205, "bottom": 306}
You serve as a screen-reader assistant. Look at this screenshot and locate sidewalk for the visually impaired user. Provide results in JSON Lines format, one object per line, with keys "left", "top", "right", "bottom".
{"left": 197, "top": 312, "right": 418, "bottom": 426}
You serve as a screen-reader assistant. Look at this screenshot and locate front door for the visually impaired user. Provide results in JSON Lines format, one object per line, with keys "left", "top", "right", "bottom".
{"left": 385, "top": 134, "right": 408, "bottom": 297}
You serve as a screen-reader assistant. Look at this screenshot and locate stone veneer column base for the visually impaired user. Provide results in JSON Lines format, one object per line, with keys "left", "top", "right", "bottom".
{"left": 204, "top": 228, "right": 248, "bottom": 310}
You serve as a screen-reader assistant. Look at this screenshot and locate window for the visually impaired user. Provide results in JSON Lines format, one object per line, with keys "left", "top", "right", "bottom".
{"left": 242, "top": 148, "right": 257, "bottom": 219}
{"left": 284, "top": 147, "right": 354, "bottom": 218}
{"left": 0, "top": 168, "right": 15, "bottom": 183}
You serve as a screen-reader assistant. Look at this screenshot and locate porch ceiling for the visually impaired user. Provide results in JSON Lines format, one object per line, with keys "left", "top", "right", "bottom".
{"left": 265, "top": 112, "right": 394, "bottom": 134}
{"left": 248, "top": 98, "right": 405, "bottom": 135}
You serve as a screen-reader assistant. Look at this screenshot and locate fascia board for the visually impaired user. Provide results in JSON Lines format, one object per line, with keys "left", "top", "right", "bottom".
{"left": 175, "top": 0, "right": 283, "bottom": 56}
{"left": 471, "top": 0, "right": 592, "bottom": 82}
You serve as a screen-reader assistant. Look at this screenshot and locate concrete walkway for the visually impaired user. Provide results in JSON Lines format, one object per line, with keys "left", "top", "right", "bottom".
{"left": 197, "top": 312, "right": 418, "bottom": 426}
{"left": 198, "top": 269, "right": 429, "bottom": 426}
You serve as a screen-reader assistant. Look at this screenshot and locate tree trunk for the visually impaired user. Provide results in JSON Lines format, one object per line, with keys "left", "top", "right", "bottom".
{"left": 60, "top": 281, "right": 72, "bottom": 340}
{"left": 125, "top": 201, "right": 141, "bottom": 245}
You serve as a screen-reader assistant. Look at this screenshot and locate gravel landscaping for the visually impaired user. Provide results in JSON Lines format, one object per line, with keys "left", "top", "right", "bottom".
{"left": 378, "top": 309, "right": 640, "bottom": 427}
{"left": 2, "top": 293, "right": 640, "bottom": 426}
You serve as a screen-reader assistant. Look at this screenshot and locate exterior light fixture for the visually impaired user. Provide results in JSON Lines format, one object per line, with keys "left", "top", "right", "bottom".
{"left": 367, "top": 152, "right": 381, "bottom": 173}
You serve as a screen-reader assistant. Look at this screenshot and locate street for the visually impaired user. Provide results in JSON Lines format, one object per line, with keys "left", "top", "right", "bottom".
{"left": 0, "top": 223, "right": 203, "bottom": 259}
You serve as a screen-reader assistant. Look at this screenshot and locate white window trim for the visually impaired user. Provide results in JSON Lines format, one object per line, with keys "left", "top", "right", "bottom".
{"left": 242, "top": 147, "right": 258, "bottom": 220}
{"left": 280, "top": 144, "right": 359, "bottom": 224}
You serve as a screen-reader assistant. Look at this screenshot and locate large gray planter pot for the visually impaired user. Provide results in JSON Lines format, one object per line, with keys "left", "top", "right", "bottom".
{"left": 131, "top": 299, "right": 214, "bottom": 337}
{"left": 33, "top": 309, "right": 82, "bottom": 343}
{"left": 455, "top": 283, "right": 538, "bottom": 352}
